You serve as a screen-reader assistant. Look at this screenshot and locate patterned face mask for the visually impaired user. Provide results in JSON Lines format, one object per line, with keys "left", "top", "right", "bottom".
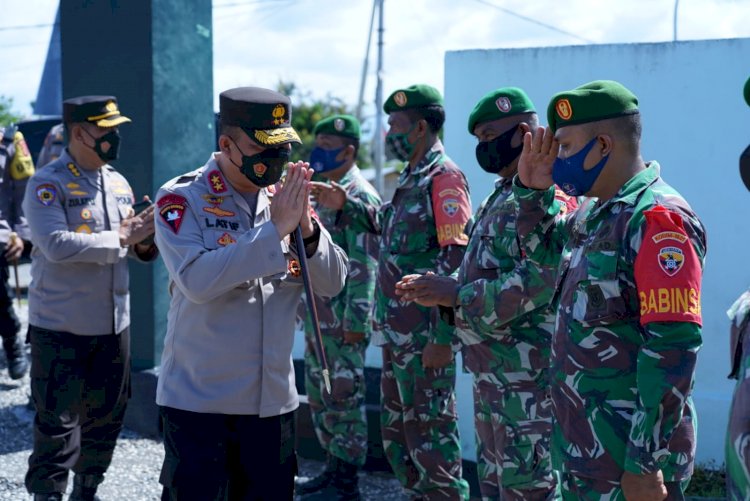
{"left": 385, "top": 123, "right": 418, "bottom": 162}
{"left": 229, "top": 137, "right": 290, "bottom": 188}
{"left": 309, "top": 146, "right": 346, "bottom": 174}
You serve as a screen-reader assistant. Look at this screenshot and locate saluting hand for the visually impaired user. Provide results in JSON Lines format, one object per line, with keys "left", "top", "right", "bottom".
{"left": 517, "top": 126, "right": 557, "bottom": 190}
{"left": 271, "top": 161, "right": 313, "bottom": 239}
{"left": 310, "top": 181, "right": 346, "bottom": 211}
{"left": 119, "top": 199, "right": 156, "bottom": 247}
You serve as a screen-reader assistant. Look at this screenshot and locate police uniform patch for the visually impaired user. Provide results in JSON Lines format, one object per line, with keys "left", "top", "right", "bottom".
{"left": 81, "top": 208, "right": 93, "bottom": 220}
{"left": 208, "top": 170, "right": 228, "bottom": 193}
{"left": 394, "top": 91, "right": 407, "bottom": 107}
{"left": 36, "top": 183, "right": 57, "bottom": 206}
{"left": 9, "top": 132, "right": 34, "bottom": 180}
{"left": 253, "top": 162, "right": 267, "bottom": 177}
{"left": 67, "top": 163, "right": 81, "bottom": 177}
{"left": 556, "top": 98, "right": 573, "bottom": 120}
{"left": 70, "top": 190, "right": 88, "bottom": 196}
{"left": 217, "top": 232, "right": 236, "bottom": 246}
{"left": 157, "top": 194, "right": 187, "bottom": 234}
{"left": 496, "top": 96, "right": 512, "bottom": 113}
{"left": 201, "top": 194, "right": 224, "bottom": 205}
{"left": 66, "top": 182, "right": 80, "bottom": 189}
{"left": 76, "top": 224, "right": 92, "bottom": 234}
{"left": 288, "top": 259, "right": 301, "bottom": 277}
{"left": 203, "top": 206, "right": 236, "bottom": 217}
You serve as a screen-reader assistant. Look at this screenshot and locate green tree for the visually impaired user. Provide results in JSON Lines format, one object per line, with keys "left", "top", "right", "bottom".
{"left": 277, "top": 81, "right": 371, "bottom": 169}
{"left": 0, "top": 96, "right": 23, "bottom": 127}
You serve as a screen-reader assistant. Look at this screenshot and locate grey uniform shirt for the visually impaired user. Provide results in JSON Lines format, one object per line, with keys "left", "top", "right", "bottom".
{"left": 22, "top": 149, "right": 154, "bottom": 335}
{"left": 154, "top": 155, "right": 348, "bottom": 417}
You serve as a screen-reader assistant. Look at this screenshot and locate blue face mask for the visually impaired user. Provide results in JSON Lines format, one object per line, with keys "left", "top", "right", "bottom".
{"left": 552, "top": 137, "right": 609, "bottom": 196}
{"left": 309, "top": 146, "right": 346, "bottom": 173}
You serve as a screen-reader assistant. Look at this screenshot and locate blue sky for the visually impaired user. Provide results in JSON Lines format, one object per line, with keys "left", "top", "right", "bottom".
{"left": 2, "top": 0, "right": 749, "bottom": 121}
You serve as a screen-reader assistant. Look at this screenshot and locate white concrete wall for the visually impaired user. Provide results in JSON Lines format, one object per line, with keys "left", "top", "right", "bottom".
{"left": 442, "top": 38, "right": 750, "bottom": 465}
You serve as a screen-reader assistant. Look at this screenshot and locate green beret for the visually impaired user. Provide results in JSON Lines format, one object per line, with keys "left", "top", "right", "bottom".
{"left": 547, "top": 80, "right": 639, "bottom": 133}
{"left": 744, "top": 76, "right": 750, "bottom": 108}
{"left": 383, "top": 84, "right": 444, "bottom": 114}
{"left": 467, "top": 87, "right": 536, "bottom": 134}
{"left": 313, "top": 114, "right": 360, "bottom": 140}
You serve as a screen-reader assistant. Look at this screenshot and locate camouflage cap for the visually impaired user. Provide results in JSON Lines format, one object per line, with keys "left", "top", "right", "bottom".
{"left": 383, "top": 84, "right": 444, "bottom": 114}
{"left": 63, "top": 96, "right": 131, "bottom": 127}
{"left": 467, "top": 87, "right": 536, "bottom": 134}
{"left": 313, "top": 114, "right": 361, "bottom": 140}
{"left": 744, "top": 76, "right": 750, "bottom": 107}
{"left": 547, "top": 80, "right": 639, "bottom": 133}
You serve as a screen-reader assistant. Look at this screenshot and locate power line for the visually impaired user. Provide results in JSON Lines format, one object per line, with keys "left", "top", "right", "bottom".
{"left": 0, "top": 22, "right": 57, "bottom": 32}
{"left": 473, "top": 0, "right": 595, "bottom": 44}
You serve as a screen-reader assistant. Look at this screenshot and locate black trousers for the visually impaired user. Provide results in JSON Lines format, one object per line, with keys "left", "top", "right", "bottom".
{"left": 25, "top": 325, "right": 130, "bottom": 494}
{"left": 159, "top": 406, "right": 298, "bottom": 501}
{"left": 0, "top": 255, "right": 20, "bottom": 345}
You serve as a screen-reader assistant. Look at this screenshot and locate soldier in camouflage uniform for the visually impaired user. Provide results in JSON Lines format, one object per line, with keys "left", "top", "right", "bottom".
{"left": 313, "top": 85, "right": 472, "bottom": 500}
{"left": 396, "top": 88, "right": 577, "bottom": 501}
{"left": 513, "top": 80, "right": 706, "bottom": 500}
{"left": 725, "top": 75, "right": 750, "bottom": 501}
{"left": 0, "top": 125, "right": 35, "bottom": 379}
{"left": 296, "top": 114, "right": 381, "bottom": 501}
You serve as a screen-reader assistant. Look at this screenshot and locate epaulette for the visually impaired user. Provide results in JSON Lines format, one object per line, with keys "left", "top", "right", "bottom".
{"left": 175, "top": 174, "right": 198, "bottom": 185}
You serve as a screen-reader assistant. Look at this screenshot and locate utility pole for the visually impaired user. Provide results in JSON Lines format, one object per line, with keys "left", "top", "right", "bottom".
{"left": 374, "top": 0, "right": 385, "bottom": 195}
{"left": 673, "top": 0, "right": 679, "bottom": 42}
{"left": 356, "top": 0, "right": 377, "bottom": 121}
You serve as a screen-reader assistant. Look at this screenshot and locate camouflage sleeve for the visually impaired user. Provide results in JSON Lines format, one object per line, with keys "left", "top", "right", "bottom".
{"left": 340, "top": 193, "right": 383, "bottom": 235}
{"left": 341, "top": 192, "right": 381, "bottom": 334}
{"left": 625, "top": 210, "right": 706, "bottom": 474}
{"left": 512, "top": 177, "right": 569, "bottom": 268}
{"left": 455, "top": 257, "right": 558, "bottom": 336}
{"left": 431, "top": 243, "right": 467, "bottom": 345}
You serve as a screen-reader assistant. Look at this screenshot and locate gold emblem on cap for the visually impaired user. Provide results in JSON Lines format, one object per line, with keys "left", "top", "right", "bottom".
{"left": 556, "top": 99, "right": 573, "bottom": 120}
{"left": 394, "top": 91, "right": 407, "bottom": 107}
{"left": 495, "top": 97, "right": 512, "bottom": 113}
{"left": 105, "top": 101, "right": 117, "bottom": 112}
{"left": 334, "top": 118, "right": 345, "bottom": 131}
{"left": 253, "top": 163, "right": 268, "bottom": 177}
{"left": 272, "top": 104, "right": 286, "bottom": 125}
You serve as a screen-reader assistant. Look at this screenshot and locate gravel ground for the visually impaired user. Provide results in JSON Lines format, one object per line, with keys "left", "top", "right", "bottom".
{"left": 0, "top": 297, "right": 407, "bottom": 501}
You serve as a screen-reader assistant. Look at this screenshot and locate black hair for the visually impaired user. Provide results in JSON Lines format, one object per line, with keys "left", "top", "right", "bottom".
{"left": 405, "top": 105, "right": 445, "bottom": 134}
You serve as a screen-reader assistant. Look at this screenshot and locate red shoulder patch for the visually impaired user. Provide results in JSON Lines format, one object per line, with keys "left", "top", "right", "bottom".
{"left": 431, "top": 173, "right": 471, "bottom": 247}
{"left": 634, "top": 205, "right": 702, "bottom": 326}
{"left": 553, "top": 187, "right": 579, "bottom": 215}
{"left": 157, "top": 194, "right": 187, "bottom": 234}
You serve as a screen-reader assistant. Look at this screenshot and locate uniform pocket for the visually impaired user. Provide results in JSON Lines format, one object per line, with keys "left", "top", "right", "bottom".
{"left": 414, "top": 366, "right": 457, "bottom": 428}
{"left": 571, "top": 279, "right": 627, "bottom": 327}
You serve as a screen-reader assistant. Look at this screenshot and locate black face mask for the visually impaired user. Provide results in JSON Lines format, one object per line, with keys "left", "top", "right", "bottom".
{"left": 474, "top": 125, "right": 521, "bottom": 174}
{"left": 741, "top": 143, "right": 750, "bottom": 192}
{"left": 83, "top": 128, "right": 121, "bottom": 162}
{"left": 228, "top": 138, "right": 290, "bottom": 187}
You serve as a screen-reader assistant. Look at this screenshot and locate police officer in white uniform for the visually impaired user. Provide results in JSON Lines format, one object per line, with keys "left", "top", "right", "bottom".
{"left": 154, "top": 87, "right": 348, "bottom": 501}
{"left": 22, "top": 96, "right": 158, "bottom": 501}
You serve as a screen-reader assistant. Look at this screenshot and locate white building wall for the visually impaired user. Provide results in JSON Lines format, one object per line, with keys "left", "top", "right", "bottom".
{"left": 442, "top": 37, "right": 750, "bottom": 465}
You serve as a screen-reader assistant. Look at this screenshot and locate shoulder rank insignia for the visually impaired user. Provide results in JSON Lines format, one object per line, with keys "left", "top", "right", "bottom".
{"left": 207, "top": 169, "right": 228, "bottom": 194}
